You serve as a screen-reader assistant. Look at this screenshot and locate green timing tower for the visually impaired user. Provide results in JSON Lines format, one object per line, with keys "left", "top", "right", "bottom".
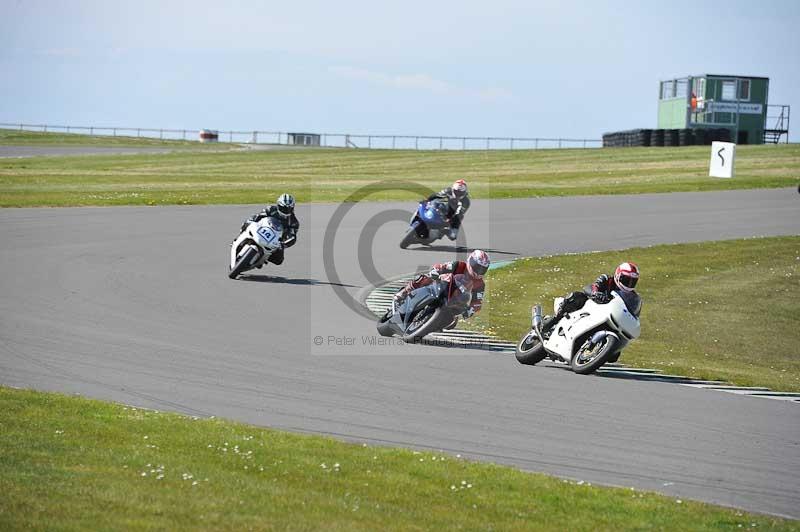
{"left": 657, "top": 74, "right": 789, "bottom": 144}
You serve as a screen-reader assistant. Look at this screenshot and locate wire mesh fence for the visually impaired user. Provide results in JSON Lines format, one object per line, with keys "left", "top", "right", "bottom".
{"left": 0, "top": 122, "right": 602, "bottom": 150}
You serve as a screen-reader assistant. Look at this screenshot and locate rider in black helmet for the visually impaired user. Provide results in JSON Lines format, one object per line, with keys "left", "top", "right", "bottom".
{"left": 240, "top": 193, "right": 299, "bottom": 265}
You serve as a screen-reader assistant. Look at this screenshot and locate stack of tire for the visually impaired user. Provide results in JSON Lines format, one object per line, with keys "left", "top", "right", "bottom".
{"left": 678, "top": 128, "right": 695, "bottom": 146}
{"left": 649, "top": 129, "right": 665, "bottom": 147}
{"left": 664, "top": 129, "right": 679, "bottom": 147}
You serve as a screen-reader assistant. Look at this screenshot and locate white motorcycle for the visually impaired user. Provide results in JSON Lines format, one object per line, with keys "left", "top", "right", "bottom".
{"left": 228, "top": 216, "right": 285, "bottom": 279}
{"left": 515, "top": 291, "right": 641, "bottom": 374}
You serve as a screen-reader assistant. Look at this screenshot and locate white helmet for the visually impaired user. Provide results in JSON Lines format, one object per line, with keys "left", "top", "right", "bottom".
{"left": 467, "top": 249, "right": 490, "bottom": 278}
{"left": 276, "top": 193, "right": 295, "bottom": 218}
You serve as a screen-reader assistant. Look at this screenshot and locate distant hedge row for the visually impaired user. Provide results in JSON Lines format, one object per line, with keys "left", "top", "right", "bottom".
{"left": 602, "top": 128, "right": 731, "bottom": 148}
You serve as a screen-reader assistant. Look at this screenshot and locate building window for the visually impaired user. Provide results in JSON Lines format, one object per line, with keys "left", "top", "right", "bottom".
{"left": 738, "top": 79, "right": 750, "bottom": 101}
{"left": 722, "top": 80, "right": 736, "bottom": 101}
{"left": 661, "top": 80, "right": 675, "bottom": 99}
{"left": 675, "top": 79, "right": 688, "bottom": 99}
{"left": 693, "top": 77, "right": 705, "bottom": 99}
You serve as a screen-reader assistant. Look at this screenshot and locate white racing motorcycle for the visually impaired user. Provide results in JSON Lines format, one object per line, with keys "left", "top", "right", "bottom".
{"left": 228, "top": 216, "right": 285, "bottom": 279}
{"left": 515, "top": 291, "right": 641, "bottom": 374}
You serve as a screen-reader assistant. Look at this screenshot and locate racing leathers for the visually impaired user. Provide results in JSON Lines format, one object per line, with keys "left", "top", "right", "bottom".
{"left": 241, "top": 206, "right": 299, "bottom": 265}
{"left": 541, "top": 273, "right": 642, "bottom": 335}
{"left": 425, "top": 187, "right": 471, "bottom": 237}
{"left": 394, "top": 260, "right": 485, "bottom": 320}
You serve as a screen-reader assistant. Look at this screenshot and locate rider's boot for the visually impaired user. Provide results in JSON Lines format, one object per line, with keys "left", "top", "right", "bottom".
{"left": 447, "top": 227, "right": 458, "bottom": 240}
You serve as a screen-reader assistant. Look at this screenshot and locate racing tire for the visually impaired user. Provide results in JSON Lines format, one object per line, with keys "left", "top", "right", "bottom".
{"left": 399, "top": 225, "right": 419, "bottom": 249}
{"left": 401, "top": 306, "right": 448, "bottom": 343}
{"left": 571, "top": 334, "right": 619, "bottom": 375}
{"left": 228, "top": 246, "right": 258, "bottom": 279}
{"left": 376, "top": 310, "right": 395, "bottom": 337}
{"left": 515, "top": 331, "right": 547, "bottom": 366}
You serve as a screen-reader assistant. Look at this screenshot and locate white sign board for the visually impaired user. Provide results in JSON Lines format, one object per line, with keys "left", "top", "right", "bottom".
{"left": 708, "top": 102, "right": 763, "bottom": 114}
{"left": 709, "top": 141, "right": 736, "bottom": 178}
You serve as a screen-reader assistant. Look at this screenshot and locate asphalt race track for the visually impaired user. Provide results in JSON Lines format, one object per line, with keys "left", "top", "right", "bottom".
{"left": 1, "top": 189, "right": 799, "bottom": 518}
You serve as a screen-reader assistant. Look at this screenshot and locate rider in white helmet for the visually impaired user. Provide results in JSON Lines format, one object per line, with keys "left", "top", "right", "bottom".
{"left": 424, "top": 179, "right": 471, "bottom": 240}
{"left": 240, "top": 193, "right": 299, "bottom": 265}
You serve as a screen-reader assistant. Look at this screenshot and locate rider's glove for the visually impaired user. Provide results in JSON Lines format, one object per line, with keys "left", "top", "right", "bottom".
{"left": 595, "top": 273, "right": 609, "bottom": 288}
{"left": 429, "top": 268, "right": 440, "bottom": 279}
{"left": 593, "top": 292, "right": 610, "bottom": 304}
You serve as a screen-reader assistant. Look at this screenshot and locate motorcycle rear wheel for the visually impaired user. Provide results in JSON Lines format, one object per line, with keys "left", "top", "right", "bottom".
{"left": 376, "top": 310, "right": 395, "bottom": 337}
{"left": 515, "top": 331, "right": 547, "bottom": 365}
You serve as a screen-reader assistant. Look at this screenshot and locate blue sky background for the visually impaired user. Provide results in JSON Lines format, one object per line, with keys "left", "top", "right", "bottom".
{"left": 1, "top": 0, "right": 798, "bottom": 140}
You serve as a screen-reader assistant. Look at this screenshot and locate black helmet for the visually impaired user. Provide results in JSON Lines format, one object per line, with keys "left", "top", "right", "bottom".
{"left": 276, "top": 193, "right": 295, "bottom": 218}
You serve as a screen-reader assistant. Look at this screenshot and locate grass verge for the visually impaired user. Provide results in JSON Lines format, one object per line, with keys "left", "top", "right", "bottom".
{"left": 1, "top": 386, "right": 795, "bottom": 531}
{"left": 0, "top": 128, "right": 234, "bottom": 148}
{"left": 469, "top": 236, "right": 800, "bottom": 392}
{"left": 1, "top": 129, "right": 798, "bottom": 206}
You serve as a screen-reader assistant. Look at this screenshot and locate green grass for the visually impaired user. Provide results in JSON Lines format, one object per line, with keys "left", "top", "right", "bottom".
{"left": 1, "top": 387, "right": 795, "bottom": 531}
{"left": 1, "top": 128, "right": 798, "bottom": 206}
{"left": 0, "top": 128, "right": 234, "bottom": 148}
{"left": 470, "top": 236, "right": 800, "bottom": 392}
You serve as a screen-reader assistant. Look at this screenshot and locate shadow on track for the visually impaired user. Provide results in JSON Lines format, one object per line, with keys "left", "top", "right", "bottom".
{"left": 239, "top": 275, "right": 359, "bottom": 288}
{"left": 404, "top": 244, "right": 520, "bottom": 256}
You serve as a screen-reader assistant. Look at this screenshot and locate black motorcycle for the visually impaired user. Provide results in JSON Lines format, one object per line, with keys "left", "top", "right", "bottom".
{"left": 376, "top": 273, "right": 472, "bottom": 343}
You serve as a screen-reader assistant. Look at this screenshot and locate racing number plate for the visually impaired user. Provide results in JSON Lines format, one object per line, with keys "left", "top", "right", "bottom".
{"left": 257, "top": 227, "right": 275, "bottom": 243}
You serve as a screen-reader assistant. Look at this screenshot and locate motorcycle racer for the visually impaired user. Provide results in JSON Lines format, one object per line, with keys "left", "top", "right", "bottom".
{"left": 541, "top": 262, "right": 642, "bottom": 335}
{"left": 240, "top": 193, "right": 299, "bottom": 265}
{"left": 394, "top": 250, "right": 490, "bottom": 323}
{"left": 423, "top": 179, "right": 471, "bottom": 240}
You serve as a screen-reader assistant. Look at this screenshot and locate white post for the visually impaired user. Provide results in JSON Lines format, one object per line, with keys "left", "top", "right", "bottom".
{"left": 709, "top": 141, "right": 736, "bottom": 178}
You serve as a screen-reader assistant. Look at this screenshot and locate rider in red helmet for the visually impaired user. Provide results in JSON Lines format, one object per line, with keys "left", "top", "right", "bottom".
{"left": 394, "top": 249, "right": 490, "bottom": 324}
{"left": 423, "top": 179, "right": 471, "bottom": 240}
{"left": 541, "top": 262, "right": 642, "bottom": 335}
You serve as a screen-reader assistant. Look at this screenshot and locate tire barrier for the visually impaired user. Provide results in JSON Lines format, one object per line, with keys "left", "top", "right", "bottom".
{"left": 603, "top": 127, "right": 735, "bottom": 148}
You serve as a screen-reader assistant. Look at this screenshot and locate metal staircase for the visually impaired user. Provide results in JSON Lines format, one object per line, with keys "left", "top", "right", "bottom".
{"left": 763, "top": 104, "right": 790, "bottom": 144}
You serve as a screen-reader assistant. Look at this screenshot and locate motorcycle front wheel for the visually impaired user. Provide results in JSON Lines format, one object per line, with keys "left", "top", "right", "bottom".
{"left": 571, "top": 334, "right": 619, "bottom": 374}
{"left": 515, "top": 331, "right": 547, "bottom": 366}
{"left": 228, "top": 246, "right": 258, "bottom": 279}
{"left": 399, "top": 225, "right": 419, "bottom": 249}
{"left": 401, "top": 305, "right": 447, "bottom": 343}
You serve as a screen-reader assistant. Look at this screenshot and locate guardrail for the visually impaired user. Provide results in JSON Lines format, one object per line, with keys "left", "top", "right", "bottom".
{"left": 0, "top": 122, "right": 602, "bottom": 151}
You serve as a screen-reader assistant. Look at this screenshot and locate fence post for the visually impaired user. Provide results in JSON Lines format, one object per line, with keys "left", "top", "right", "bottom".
{"left": 67, "top": 126, "right": 70, "bottom": 133}
{"left": 183, "top": 130, "right": 186, "bottom": 140}
{"left": 462, "top": 138, "right": 466, "bottom": 150}
{"left": 535, "top": 139, "right": 539, "bottom": 149}
{"left": 253, "top": 131, "right": 258, "bottom": 144}
{"left": 439, "top": 137, "right": 443, "bottom": 150}
{"left": 229, "top": 131, "right": 232, "bottom": 142}
{"left": 89, "top": 127, "right": 93, "bottom": 135}
{"left": 368, "top": 136, "right": 372, "bottom": 149}
{"left": 415, "top": 137, "right": 418, "bottom": 150}
{"left": 43, "top": 125, "right": 47, "bottom": 132}
{"left": 583, "top": 139, "right": 587, "bottom": 148}
{"left": 137, "top": 129, "right": 141, "bottom": 137}
{"left": 160, "top": 129, "right": 163, "bottom": 139}
{"left": 558, "top": 138, "right": 562, "bottom": 149}
{"left": 510, "top": 138, "right": 514, "bottom": 150}
{"left": 392, "top": 136, "right": 396, "bottom": 149}
{"left": 113, "top": 128, "right": 117, "bottom": 136}
{"left": 486, "top": 138, "right": 490, "bottom": 150}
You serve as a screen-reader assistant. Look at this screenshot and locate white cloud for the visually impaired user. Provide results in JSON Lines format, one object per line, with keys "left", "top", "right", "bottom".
{"left": 329, "top": 66, "right": 512, "bottom": 102}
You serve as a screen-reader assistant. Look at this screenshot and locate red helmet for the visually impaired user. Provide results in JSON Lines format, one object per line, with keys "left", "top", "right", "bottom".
{"left": 451, "top": 179, "right": 468, "bottom": 199}
{"left": 467, "top": 249, "right": 490, "bottom": 278}
{"left": 614, "top": 262, "right": 639, "bottom": 292}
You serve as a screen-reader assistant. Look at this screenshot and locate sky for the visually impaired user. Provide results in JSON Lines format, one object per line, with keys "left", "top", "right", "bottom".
{"left": 1, "top": 0, "right": 799, "bottom": 140}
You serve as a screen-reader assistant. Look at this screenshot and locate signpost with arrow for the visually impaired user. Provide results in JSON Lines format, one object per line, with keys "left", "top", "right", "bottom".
{"left": 709, "top": 141, "right": 736, "bottom": 178}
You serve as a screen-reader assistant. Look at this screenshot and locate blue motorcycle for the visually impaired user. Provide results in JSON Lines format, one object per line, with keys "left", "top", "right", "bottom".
{"left": 399, "top": 199, "right": 452, "bottom": 249}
